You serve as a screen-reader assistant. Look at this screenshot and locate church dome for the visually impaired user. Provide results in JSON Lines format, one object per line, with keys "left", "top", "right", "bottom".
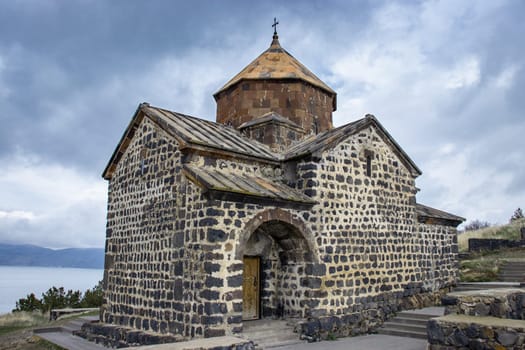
{"left": 214, "top": 29, "right": 337, "bottom": 147}
{"left": 214, "top": 34, "right": 336, "bottom": 102}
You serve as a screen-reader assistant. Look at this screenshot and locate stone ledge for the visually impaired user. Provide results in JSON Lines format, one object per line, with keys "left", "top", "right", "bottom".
{"left": 434, "top": 314, "right": 525, "bottom": 329}
{"left": 444, "top": 288, "right": 525, "bottom": 320}
{"left": 447, "top": 288, "right": 525, "bottom": 298}
{"left": 76, "top": 322, "right": 183, "bottom": 348}
{"left": 428, "top": 315, "right": 525, "bottom": 349}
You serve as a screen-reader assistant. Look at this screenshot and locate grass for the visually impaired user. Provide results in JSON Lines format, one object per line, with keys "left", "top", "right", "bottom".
{"left": 458, "top": 218, "right": 525, "bottom": 252}
{"left": 24, "top": 337, "right": 66, "bottom": 350}
{"left": 0, "top": 312, "right": 48, "bottom": 336}
{"left": 458, "top": 218, "right": 525, "bottom": 281}
{"left": 459, "top": 247, "right": 525, "bottom": 282}
{"left": 0, "top": 311, "right": 94, "bottom": 349}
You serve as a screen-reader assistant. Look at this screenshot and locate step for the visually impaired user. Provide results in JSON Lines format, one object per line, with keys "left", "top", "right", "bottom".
{"left": 387, "top": 316, "right": 428, "bottom": 326}
{"left": 501, "top": 265, "right": 525, "bottom": 269}
{"left": 243, "top": 331, "right": 299, "bottom": 340}
{"left": 377, "top": 328, "right": 427, "bottom": 340}
{"left": 242, "top": 321, "right": 300, "bottom": 349}
{"left": 455, "top": 283, "right": 521, "bottom": 290}
{"left": 397, "top": 312, "right": 436, "bottom": 320}
{"left": 37, "top": 331, "right": 107, "bottom": 350}
{"left": 247, "top": 333, "right": 303, "bottom": 349}
{"left": 455, "top": 286, "right": 508, "bottom": 291}
{"left": 382, "top": 321, "right": 427, "bottom": 333}
{"left": 60, "top": 325, "right": 80, "bottom": 333}
{"left": 263, "top": 338, "right": 305, "bottom": 348}
{"left": 243, "top": 327, "right": 295, "bottom": 337}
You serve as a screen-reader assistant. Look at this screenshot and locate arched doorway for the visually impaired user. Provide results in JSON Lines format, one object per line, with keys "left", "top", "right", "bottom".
{"left": 238, "top": 211, "right": 319, "bottom": 320}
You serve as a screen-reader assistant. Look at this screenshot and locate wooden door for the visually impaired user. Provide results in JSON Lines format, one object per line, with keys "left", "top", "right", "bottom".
{"left": 242, "top": 256, "right": 260, "bottom": 320}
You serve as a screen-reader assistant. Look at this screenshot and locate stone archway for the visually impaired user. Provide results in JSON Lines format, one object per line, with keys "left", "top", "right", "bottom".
{"left": 237, "top": 209, "right": 320, "bottom": 320}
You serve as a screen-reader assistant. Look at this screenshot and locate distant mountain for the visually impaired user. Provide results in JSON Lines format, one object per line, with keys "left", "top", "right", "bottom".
{"left": 0, "top": 243, "right": 104, "bottom": 269}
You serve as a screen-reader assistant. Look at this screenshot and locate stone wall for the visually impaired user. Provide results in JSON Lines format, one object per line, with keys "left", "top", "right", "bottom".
{"left": 239, "top": 118, "right": 307, "bottom": 152}
{"left": 215, "top": 80, "right": 334, "bottom": 135}
{"left": 443, "top": 289, "right": 525, "bottom": 320}
{"left": 428, "top": 314, "right": 525, "bottom": 349}
{"left": 102, "top": 117, "right": 187, "bottom": 337}
{"left": 301, "top": 287, "right": 451, "bottom": 341}
{"left": 429, "top": 289, "right": 525, "bottom": 349}
{"left": 468, "top": 238, "right": 524, "bottom": 252}
{"left": 295, "top": 125, "right": 431, "bottom": 317}
{"left": 416, "top": 223, "right": 458, "bottom": 291}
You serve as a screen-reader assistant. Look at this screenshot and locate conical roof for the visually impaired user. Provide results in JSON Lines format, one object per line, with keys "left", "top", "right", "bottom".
{"left": 214, "top": 35, "right": 336, "bottom": 98}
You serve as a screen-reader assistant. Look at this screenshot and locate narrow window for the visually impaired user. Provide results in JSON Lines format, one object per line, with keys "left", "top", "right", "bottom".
{"left": 364, "top": 150, "right": 374, "bottom": 177}
{"left": 140, "top": 159, "right": 147, "bottom": 175}
{"left": 140, "top": 148, "right": 148, "bottom": 175}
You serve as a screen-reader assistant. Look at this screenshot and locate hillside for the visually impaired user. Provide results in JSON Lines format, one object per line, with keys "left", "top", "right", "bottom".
{"left": 458, "top": 218, "right": 525, "bottom": 252}
{"left": 0, "top": 243, "right": 104, "bottom": 269}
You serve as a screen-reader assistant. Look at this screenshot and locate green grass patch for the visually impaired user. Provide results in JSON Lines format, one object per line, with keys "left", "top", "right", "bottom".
{"left": 459, "top": 247, "right": 525, "bottom": 282}
{"left": 33, "top": 338, "right": 67, "bottom": 350}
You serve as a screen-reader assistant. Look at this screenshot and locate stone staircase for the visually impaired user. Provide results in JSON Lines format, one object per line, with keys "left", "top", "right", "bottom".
{"left": 241, "top": 319, "right": 304, "bottom": 349}
{"left": 454, "top": 281, "right": 521, "bottom": 292}
{"left": 377, "top": 307, "right": 444, "bottom": 340}
{"left": 34, "top": 315, "right": 105, "bottom": 350}
{"left": 499, "top": 261, "right": 525, "bottom": 282}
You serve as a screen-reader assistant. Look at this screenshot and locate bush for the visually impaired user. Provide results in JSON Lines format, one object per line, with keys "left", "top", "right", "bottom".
{"left": 13, "top": 281, "right": 103, "bottom": 313}
{"left": 464, "top": 219, "right": 491, "bottom": 231}
{"left": 80, "top": 281, "right": 103, "bottom": 308}
{"left": 510, "top": 208, "right": 524, "bottom": 222}
{"left": 15, "top": 293, "right": 42, "bottom": 312}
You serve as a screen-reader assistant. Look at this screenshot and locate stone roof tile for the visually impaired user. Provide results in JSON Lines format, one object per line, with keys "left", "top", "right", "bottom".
{"left": 416, "top": 203, "right": 465, "bottom": 225}
{"left": 183, "top": 164, "right": 316, "bottom": 206}
{"left": 214, "top": 35, "right": 336, "bottom": 101}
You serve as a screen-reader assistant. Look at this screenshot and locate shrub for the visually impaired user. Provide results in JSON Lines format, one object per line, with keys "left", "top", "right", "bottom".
{"left": 80, "top": 281, "right": 103, "bottom": 308}
{"left": 510, "top": 207, "right": 524, "bottom": 222}
{"left": 14, "top": 293, "right": 42, "bottom": 312}
{"left": 464, "top": 220, "right": 491, "bottom": 231}
{"left": 13, "top": 281, "right": 103, "bottom": 313}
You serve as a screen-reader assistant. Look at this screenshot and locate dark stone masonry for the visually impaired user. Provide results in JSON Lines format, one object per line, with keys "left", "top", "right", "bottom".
{"left": 428, "top": 289, "right": 525, "bottom": 349}
{"left": 89, "top": 31, "right": 465, "bottom": 347}
{"left": 468, "top": 238, "right": 525, "bottom": 252}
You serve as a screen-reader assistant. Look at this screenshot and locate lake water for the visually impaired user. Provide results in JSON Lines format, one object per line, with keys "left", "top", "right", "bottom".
{"left": 0, "top": 266, "right": 103, "bottom": 314}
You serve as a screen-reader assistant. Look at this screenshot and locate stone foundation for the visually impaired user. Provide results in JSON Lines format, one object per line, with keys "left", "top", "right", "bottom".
{"left": 429, "top": 288, "right": 525, "bottom": 349}
{"left": 299, "top": 286, "right": 451, "bottom": 340}
{"left": 443, "top": 289, "right": 525, "bottom": 320}
{"left": 427, "top": 314, "right": 525, "bottom": 349}
{"left": 76, "top": 322, "right": 183, "bottom": 348}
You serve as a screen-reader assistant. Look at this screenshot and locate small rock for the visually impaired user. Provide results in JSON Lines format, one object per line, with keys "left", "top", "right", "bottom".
{"left": 496, "top": 330, "right": 518, "bottom": 347}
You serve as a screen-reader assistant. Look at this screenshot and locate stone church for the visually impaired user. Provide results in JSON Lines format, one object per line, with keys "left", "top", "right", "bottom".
{"left": 96, "top": 29, "right": 464, "bottom": 345}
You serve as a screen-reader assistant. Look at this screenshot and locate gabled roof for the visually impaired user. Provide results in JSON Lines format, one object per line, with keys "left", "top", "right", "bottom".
{"left": 284, "top": 114, "right": 423, "bottom": 177}
{"left": 416, "top": 203, "right": 465, "bottom": 227}
{"left": 183, "top": 164, "right": 316, "bottom": 208}
{"left": 103, "top": 105, "right": 423, "bottom": 180}
{"left": 102, "top": 103, "right": 279, "bottom": 179}
{"left": 239, "top": 111, "right": 302, "bottom": 130}
{"left": 213, "top": 35, "right": 336, "bottom": 109}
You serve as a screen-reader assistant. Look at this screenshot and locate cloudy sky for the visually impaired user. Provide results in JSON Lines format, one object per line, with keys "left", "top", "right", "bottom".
{"left": 0, "top": 0, "right": 523, "bottom": 248}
